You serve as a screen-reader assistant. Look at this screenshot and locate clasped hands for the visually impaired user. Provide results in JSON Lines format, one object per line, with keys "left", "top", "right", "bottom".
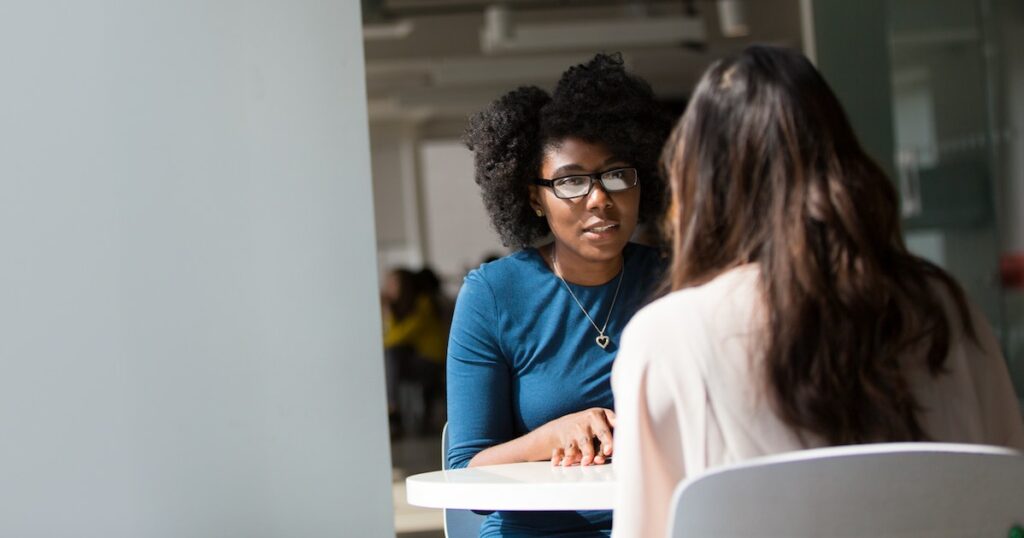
{"left": 536, "top": 407, "right": 616, "bottom": 467}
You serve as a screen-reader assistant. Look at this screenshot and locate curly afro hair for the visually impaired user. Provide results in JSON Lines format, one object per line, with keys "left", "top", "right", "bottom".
{"left": 464, "top": 53, "right": 672, "bottom": 249}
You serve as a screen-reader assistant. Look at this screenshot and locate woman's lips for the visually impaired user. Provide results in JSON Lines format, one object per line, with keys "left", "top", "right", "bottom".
{"left": 582, "top": 223, "right": 620, "bottom": 239}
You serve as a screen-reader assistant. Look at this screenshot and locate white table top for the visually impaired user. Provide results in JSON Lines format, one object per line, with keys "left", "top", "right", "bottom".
{"left": 405, "top": 461, "right": 616, "bottom": 511}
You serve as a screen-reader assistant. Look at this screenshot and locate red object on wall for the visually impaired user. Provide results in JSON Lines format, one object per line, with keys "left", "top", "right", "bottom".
{"left": 1000, "top": 253, "right": 1024, "bottom": 289}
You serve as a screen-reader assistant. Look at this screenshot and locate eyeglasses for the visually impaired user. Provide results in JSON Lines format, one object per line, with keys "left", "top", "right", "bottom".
{"left": 533, "top": 167, "right": 639, "bottom": 199}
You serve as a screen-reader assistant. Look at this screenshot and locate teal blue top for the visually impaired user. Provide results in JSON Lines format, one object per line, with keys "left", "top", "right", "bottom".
{"left": 446, "top": 243, "right": 664, "bottom": 537}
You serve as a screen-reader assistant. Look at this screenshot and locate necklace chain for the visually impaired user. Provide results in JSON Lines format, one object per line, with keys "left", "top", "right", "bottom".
{"left": 551, "top": 247, "right": 624, "bottom": 349}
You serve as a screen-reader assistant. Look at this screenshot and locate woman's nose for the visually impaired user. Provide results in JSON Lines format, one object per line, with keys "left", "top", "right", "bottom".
{"left": 585, "top": 181, "right": 613, "bottom": 210}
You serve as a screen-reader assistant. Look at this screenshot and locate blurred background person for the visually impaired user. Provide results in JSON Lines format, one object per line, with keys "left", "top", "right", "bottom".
{"left": 382, "top": 266, "right": 449, "bottom": 437}
{"left": 413, "top": 266, "right": 452, "bottom": 433}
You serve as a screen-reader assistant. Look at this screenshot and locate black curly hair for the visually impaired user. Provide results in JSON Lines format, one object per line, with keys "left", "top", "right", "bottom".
{"left": 463, "top": 53, "right": 672, "bottom": 249}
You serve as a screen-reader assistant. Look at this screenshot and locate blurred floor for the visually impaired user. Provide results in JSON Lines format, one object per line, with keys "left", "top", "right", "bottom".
{"left": 398, "top": 532, "right": 445, "bottom": 538}
{"left": 393, "top": 432, "right": 444, "bottom": 538}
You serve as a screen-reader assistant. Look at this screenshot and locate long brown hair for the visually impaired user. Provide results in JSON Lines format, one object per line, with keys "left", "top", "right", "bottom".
{"left": 661, "top": 45, "right": 974, "bottom": 444}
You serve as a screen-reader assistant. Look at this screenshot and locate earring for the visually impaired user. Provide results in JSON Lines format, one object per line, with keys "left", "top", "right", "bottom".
{"left": 535, "top": 209, "right": 544, "bottom": 217}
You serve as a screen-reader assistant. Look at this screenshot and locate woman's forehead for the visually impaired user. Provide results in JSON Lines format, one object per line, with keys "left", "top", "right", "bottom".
{"left": 541, "top": 138, "right": 625, "bottom": 175}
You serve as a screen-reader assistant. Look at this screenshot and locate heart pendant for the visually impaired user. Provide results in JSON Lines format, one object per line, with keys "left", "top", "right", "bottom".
{"left": 596, "top": 335, "right": 610, "bottom": 349}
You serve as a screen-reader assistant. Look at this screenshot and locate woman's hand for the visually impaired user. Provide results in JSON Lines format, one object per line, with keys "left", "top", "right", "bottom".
{"left": 537, "top": 408, "right": 616, "bottom": 467}
{"left": 464, "top": 407, "right": 616, "bottom": 468}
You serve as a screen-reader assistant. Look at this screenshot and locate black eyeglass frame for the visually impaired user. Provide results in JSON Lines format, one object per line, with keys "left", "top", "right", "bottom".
{"left": 532, "top": 167, "right": 640, "bottom": 199}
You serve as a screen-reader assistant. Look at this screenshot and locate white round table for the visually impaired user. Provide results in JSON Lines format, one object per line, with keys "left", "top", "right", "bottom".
{"left": 405, "top": 461, "right": 616, "bottom": 511}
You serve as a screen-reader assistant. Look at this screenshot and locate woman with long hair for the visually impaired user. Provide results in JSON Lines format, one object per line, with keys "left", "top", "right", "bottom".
{"left": 611, "top": 45, "right": 1024, "bottom": 537}
{"left": 449, "top": 53, "right": 670, "bottom": 536}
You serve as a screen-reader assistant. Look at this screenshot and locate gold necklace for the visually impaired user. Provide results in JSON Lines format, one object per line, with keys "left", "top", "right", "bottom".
{"left": 551, "top": 247, "right": 624, "bottom": 350}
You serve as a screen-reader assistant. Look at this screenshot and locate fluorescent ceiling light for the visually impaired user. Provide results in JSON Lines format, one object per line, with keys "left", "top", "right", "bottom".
{"left": 481, "top": 5, "right": 706, "bottom": 54}
{"left": 364, "top": 20, "right": 415, "bottom": 40}
{"left": 366, "top": 53, "right": 614, "bottom": 88}
{"left": 717, "top": 0, "right": 750, "bottom": 38}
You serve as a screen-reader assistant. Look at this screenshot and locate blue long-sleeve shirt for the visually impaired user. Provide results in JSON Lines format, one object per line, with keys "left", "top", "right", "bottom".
{"left": 446, "top": 243, "right": 664, "bottom": 537}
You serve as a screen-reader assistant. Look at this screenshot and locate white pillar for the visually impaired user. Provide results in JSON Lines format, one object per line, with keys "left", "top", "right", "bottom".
{"left": 0, "top": 2, "right": 393, "bottom": 536}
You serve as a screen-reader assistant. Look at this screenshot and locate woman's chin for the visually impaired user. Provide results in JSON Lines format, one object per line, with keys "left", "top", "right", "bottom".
{"left": 576, "top": 234, "right": 629, "bottom": 261}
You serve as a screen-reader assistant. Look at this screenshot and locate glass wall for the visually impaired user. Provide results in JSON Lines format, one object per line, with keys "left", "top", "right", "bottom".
{"left": 808, "top": 0, "right": 1023, "bottom": 404}
{"left": 887, "top": 0, "right": 1023, "bottom": 402}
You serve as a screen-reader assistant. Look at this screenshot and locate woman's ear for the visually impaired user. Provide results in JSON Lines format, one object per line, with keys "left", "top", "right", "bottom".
{"left": 528, "top": 185, "right": 545, "bottom": 216}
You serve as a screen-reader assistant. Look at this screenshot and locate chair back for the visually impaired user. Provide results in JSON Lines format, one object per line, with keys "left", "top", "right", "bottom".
{"left": 441, "top": 423, "right": 487, "bottom": 538}
{"left": 668, "top": 442, "right": 1024, "bottom": 538}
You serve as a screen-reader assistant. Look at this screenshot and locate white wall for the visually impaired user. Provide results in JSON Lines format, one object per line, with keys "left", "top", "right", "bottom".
{"left": 372, "top": 122, "right": 427, "bottom": 277}
{"left": 0, "top": 2, "right": 393, "bottom": 537}
{"left": 420, "top": 140, "right": 506, "bottom": 290}
{"left": 372, "top": 124, "right": 412, "bottom": 249}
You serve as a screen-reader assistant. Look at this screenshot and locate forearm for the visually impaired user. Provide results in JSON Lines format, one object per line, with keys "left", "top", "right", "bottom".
{"left": 467, "top": 428, "right": 552, "bottom": 467}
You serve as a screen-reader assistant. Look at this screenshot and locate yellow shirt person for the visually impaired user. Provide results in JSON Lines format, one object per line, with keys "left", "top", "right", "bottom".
{"left": 383, "top": 294, "right": 446, "bottom": 364}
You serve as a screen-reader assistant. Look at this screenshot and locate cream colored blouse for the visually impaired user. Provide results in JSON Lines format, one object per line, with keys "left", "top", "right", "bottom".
{"left": 610, "top": 265, "right": 1024, "bottom": 538}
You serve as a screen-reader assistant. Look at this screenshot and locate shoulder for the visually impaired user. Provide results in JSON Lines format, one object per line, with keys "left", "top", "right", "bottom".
{"left": 618, "top": 292, "right": 696, "bottom": 355}
{"left": 455, "top": 249, "right": 544, "bottom": 311}
{"left": 462, "top": 249, "right": 543, "bottom": 292}
{"left": 617, "top": 265, "right": 760, "bottom": 367}
{"left": 413, "top": 294, "right": 433, "bottom": 310}
{"left": 630, "top": 264, "right": 758, "bottom": 326}
{"left": 923, "top": 273, "right": 1002, "bottom": 361}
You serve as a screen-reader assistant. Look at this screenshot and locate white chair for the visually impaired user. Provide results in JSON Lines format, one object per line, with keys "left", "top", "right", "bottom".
{"left": 668, "top": 443, "right": 1024, "bottom": 538}
{"left": 441, "top": 423, "right": 487, "bottom": 538}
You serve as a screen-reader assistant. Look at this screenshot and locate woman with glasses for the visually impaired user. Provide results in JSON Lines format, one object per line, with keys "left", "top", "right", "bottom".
{"left": 610, "top": 45, "right": 1024, "bottom": 538}
{"left": 446, "top": 53, "right": 670, "bottom": 537}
